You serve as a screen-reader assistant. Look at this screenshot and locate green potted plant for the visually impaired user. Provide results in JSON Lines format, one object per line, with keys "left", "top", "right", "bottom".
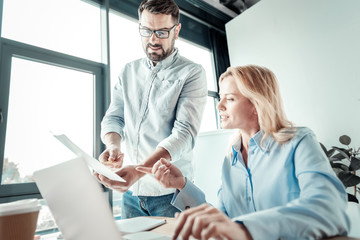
{"left": 320, "top": 135, "right": 360, "bottom": 203}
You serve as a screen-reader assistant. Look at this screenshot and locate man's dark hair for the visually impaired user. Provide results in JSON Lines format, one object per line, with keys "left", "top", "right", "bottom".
{"left": 138, "top": 0, "right": 180, "bottom": 24}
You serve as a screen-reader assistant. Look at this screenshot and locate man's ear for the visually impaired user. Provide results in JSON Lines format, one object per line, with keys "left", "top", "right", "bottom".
{"left": 175, "top": 23, "right": 181, "bottom": 39}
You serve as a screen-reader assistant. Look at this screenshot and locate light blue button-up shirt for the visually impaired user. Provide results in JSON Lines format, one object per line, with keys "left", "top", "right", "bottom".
{"left": 172, "top": 127, "right": 350, "bottom": 239}
{"left": 101, "top": 49, "right": 207, "bottom": 196}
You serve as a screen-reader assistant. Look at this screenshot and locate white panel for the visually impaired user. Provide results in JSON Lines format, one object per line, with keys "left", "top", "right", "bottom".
{"left": 193, "top": 130, "right": 236, "bottom": 206}
{"left": 225, "top": 0, "right": 360, "bottom": 148}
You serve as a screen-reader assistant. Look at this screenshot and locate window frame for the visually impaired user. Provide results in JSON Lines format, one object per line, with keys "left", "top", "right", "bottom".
{"left": 0, "top": 38, "right": 106, "bottom": 203}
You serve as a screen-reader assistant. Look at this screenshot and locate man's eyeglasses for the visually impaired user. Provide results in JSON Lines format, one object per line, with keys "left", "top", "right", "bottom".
{"left": 139, "top": 24, "right": 178, "bottom": 39}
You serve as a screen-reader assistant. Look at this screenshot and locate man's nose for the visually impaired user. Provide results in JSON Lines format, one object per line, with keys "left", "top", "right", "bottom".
{"left": 149, "top": 32, "right": 159, "bottom": 43}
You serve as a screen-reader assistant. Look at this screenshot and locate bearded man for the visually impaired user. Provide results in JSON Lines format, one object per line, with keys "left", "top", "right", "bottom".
{"left": 96, "top": 0, "right": 207, "bottom": 219}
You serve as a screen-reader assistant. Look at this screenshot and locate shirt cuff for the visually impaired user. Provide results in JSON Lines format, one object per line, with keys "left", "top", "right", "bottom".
{"left": 171, "top": 178, "right": 206, "bottom": 211}
{"left": 158, "top": 137, "right": 183, "bottom": 161}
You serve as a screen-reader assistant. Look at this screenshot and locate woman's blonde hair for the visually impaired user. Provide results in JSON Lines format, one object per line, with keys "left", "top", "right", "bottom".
{"left": 219, "top": 65, "right": 296, "bottom": 146}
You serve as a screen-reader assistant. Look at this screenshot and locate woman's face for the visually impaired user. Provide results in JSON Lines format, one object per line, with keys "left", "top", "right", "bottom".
{"left": 217, "top": 76, "right": 257, "bottom": 130}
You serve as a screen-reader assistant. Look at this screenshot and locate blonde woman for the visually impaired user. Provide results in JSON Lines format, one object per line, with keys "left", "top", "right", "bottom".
{"left": 137, "top": 65, "right": 350, "bottom": 240}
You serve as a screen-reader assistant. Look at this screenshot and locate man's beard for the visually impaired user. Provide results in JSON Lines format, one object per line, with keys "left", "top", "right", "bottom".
{"left": 145, "top": 38, "right": 175, "bottom": 63}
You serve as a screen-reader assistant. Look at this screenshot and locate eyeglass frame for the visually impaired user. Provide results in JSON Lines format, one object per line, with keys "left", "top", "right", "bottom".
{"left": 138, "top": 24, "right": 178, "bottom": 39}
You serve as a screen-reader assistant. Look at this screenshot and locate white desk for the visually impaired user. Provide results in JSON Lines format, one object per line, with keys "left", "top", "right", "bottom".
{"left": 36, "top": 217, "right": 359, "bottom": 240}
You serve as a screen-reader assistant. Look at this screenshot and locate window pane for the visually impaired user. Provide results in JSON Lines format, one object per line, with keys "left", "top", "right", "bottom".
{"left": 199, "top": 96, "right": 218, "bottom": 132}
{"left": 1, "top": 57, "right": 94, "bottom": 184}
{"left": 36, "top": 200, "right": 58, "bottom": 235}
{"left": 113, "top": 191, "right": 122, "bottom": 220}
{"left": 177, "top": 39, "right": 216, "bottom": 92}
{"left": 109, "top": 12, "right": 142, "bottom": 218}
{"left": 1, "top": 0, "right": 101, "bottom": 62}
{"left": 109, "top": 11, "right": 144, "bottom": 90}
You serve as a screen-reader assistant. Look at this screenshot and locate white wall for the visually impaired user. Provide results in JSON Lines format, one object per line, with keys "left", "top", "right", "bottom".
{"left": 225, "top": 0, "right": 360, "bottom": 148}
{"left": 193, "top": 130, "right": 235, "bottom": 206}
{"left": 192, "top": 0, "right": 360, "bottom": 209}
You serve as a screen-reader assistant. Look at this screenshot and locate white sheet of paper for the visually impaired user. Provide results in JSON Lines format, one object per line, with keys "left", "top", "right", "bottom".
{"left": 52, "top": 133, "right": 126, "bottom": 182}
{"left": 115, "top": 217, "right": 166, "bottom": 234}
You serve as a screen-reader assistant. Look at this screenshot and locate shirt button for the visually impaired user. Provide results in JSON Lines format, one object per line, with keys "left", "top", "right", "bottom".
{"left": 248, "top": 197, "right": 251, "bottom": 202}
{"left": 185, "top": 206, "right": 190, "bottom": 210}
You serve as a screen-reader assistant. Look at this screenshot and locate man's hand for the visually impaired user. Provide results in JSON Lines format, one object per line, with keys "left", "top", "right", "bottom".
{"left": 99, "top": 132, "right": 124, "bottom": 170}
{"left": 99, "top": 146, "right": 124, "bottom": 170}
{"left": 95, "top": 165, "right": 145, "bottom": 193}
{"left": 172, "top": 204, "right": 253, "bottom": 240}
{"left": 136, "top": 158, "right": 186, "bottom": 190}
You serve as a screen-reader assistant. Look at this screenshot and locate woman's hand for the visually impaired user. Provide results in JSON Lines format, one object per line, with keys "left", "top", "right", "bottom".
{"left": 136, "top": 158, "right": 186, "bottom": 190}
{"left": 172, "top": 203, "right": 253, "bottom": 240}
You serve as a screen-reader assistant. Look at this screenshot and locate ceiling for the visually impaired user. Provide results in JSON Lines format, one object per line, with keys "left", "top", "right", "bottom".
{"left": 202, "top": 0, "right": 261, "bottom": 18}
{"left": 104, "top": 0, "right": 262, "bottom": 32}
{"left": 176, "top": 0, "right": 261, "bottom": 31}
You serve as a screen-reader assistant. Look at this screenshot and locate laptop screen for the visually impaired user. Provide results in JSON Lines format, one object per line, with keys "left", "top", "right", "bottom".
{"left": 34, "top": 157, "right": 123, "bottom": 240}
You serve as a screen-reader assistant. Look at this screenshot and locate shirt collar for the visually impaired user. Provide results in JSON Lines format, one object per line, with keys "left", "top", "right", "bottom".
{"left": 230, "top": 130, "right": 274, "bottom": 165}
{"left": 146, "top": 48, "right": 178, "bottom": 70}
{"left": 250, "top": 130, "right": 274, "bottom": 152}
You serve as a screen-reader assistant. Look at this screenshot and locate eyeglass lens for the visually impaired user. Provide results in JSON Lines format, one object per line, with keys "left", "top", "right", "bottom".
{"left": 140, "top": 29, "right": 168, "bottom": 38}
{"left": 139, "top": 24, "right": 177, "bottom": 39}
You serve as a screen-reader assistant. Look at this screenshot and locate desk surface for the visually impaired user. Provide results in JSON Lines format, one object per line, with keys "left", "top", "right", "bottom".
{"left": 150, "top": 217, "right": 176, "bottom": 236}
{"left": 36, "top": 217, "right": 359, "bottom": 240}
{"left": 150, "top": 217, "right": 359, "bottom": 240}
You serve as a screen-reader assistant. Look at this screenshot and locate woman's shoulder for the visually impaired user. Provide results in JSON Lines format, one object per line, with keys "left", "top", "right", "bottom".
{"left": 290, "top": 126, "right": 317, "bottom": 144}
{"left": 294, "top": 126, "right": 314, "bottom": 135}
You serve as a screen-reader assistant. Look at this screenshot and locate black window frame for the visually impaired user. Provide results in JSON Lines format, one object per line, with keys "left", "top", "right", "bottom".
{"left": 0, "top": 38, "right": 106, "bottom": 203}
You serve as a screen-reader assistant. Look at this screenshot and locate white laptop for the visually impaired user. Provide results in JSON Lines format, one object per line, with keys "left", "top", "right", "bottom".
{"left": 33, "top": 157, "right": 172, "bottom": 240}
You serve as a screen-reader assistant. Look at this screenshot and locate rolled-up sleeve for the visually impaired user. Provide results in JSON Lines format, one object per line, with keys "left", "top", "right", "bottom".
{"left": 158, "top": 65, "right": 207, "bottom": 161}
{"left": 100, "top": 77, "right": 125, "bottom": 142}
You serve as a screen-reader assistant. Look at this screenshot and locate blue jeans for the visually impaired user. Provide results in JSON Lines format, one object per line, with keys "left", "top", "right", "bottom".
{"left": 121, "top": 190, "right": 180, "bottom": 219}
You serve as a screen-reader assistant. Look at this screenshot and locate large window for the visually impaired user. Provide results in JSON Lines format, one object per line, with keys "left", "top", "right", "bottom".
{"left": 0, "top": 1, "right": 103, "bottom": 182}
{"left": 0, "top": 0, "right": 104, "bottom": 233}
{"left": 2, "top": 57, "right": 94, "bottom": 184}
{"left": 1, "top": 0, "right": 101, "bottom": 62}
